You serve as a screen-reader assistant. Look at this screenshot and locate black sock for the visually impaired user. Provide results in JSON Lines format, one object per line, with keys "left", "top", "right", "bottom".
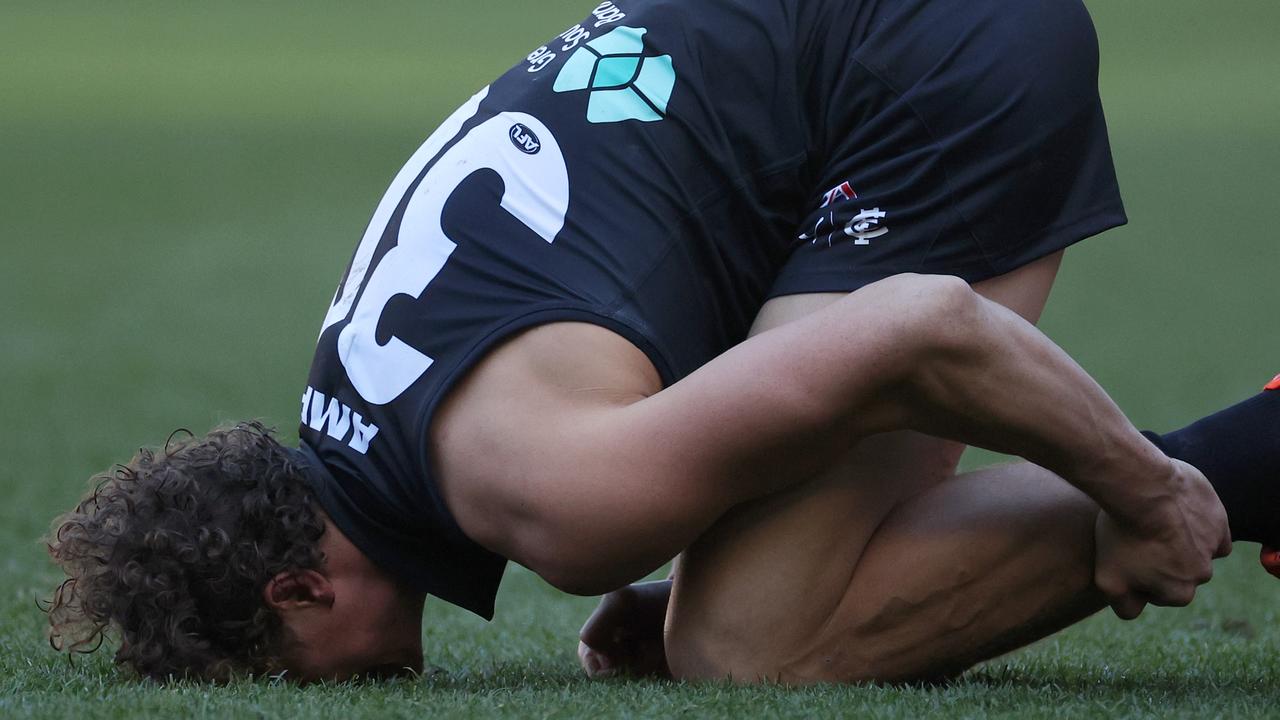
{"left": 1142, "top": 388, "right": 1280, "bottom": 546}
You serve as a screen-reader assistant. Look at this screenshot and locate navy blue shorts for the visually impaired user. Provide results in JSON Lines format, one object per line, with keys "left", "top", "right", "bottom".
{"left": 771, "top": 0, "right": 1126, "bottom": 296}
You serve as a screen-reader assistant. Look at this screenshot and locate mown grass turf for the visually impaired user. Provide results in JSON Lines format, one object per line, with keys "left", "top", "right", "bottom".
{"left": 3, "top": 1, "right": 1279, "bottom": 717}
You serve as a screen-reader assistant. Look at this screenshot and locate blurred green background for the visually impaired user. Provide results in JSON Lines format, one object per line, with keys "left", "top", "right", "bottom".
{"left": 2, "top": 1, "right": 1278, "bottom": 717}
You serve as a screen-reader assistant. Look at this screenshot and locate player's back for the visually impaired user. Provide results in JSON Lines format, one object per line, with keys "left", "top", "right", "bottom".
{"left": 300, "top": 0, "right": 1126, "bottom": 619}
{"left": 407, "top": 0, "right": 824, "bottom": 380}
{"left": 299, "top": 0, "right": 834, "bottom": 618}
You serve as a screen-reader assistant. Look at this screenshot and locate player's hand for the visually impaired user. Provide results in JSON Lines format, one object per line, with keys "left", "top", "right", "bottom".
{"left": 578, "top": 580, "right": 672, "bottom": 680}
{"left": 1093, "top": 459, "right": 1232, "bottom": 619}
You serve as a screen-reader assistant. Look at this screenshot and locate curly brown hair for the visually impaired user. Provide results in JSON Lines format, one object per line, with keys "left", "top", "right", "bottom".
{"left": 45, "top": 421, "right": 326, "bottom": 681}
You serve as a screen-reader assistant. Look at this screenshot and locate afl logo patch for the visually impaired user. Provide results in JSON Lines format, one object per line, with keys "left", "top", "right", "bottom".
{"left": 509, "top": 123, "right": 541, "bottom": 154}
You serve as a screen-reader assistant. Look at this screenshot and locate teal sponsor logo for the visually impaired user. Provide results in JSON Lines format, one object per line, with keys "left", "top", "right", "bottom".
{"left": 553, "top": 26, "right": 676, "bottom": 124}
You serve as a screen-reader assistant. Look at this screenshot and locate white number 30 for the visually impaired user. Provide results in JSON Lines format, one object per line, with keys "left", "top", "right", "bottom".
{"left": 318, "top": 87, "right": 570, "bottom": 405}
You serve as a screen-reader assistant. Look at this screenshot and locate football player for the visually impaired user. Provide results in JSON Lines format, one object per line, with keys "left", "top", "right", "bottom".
{"left": 47, "top": 0, "right": 1276, "bottom": 684}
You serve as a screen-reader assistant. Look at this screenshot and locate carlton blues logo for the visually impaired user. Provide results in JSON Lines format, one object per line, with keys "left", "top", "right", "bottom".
{"left": 509, "top": 123, "right": 542, "bottom": 154}
{"left": 800, "top": 179, "right": 891, "bottom": 247}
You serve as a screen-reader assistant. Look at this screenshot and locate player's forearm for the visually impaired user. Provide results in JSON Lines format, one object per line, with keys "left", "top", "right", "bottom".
{"left": 897, "top": 284, "right": 1174, "bottom": 527}
{"left": 623, "top": 274, "right": 1168, "bottom": 529}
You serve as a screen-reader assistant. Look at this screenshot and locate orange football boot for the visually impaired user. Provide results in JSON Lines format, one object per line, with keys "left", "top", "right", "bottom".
{"left": 1262, "top": 547, "right": 1280, "bottom": 579}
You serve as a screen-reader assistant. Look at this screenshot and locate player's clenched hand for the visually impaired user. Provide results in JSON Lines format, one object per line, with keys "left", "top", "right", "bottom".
{"left": 578, "top": 580, "right": 672, "bottom": 680}
{"left": 1094, "top": 459, "right": 1231, "bottom": 619}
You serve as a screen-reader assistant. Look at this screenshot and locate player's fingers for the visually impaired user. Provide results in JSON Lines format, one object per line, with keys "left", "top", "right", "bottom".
{"left": 1216, "top": 528, "right": 1233, "bottom": 559}
{"left": 578, "top": 595, "right": 625, "bottom": 648}
{"left": 1196, "top": 558, "right": 1214, "bottom": 586}
{"left": 1109, "top": 593, "right": 1147, "bottom": 620}
{"left": 578, "top": 640, "right": 596, "bottom": 674}
{"left": 578, "top": 641, "right": 617, "bottom": 679}
{"left": 578, "top": 615, "right": 610, "bottom": 649}
{"left": 1150, "top": 583, "right": 1196, "bottom": 608}
{"left": 1093, "top": 568, "right": 1126, "bottom": 607}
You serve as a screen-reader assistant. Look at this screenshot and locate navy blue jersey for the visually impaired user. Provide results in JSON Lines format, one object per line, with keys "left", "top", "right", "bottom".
{"left": 299, "top": 0, "right": 1125, "bottom": 619}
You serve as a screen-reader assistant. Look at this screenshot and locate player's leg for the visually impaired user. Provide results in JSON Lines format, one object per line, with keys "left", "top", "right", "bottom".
{"left": 776, "top": 460, "right": 1102, "bottom": 683}
{"left": 841, "top": 383, "right": 1280, "bottom": 678}
{"left": 783, "top": 394, "right": 1280, "bottom": 682}
{"left": 663, "top": 318, "right": 1280, "bottom": 683}
{"left": 665, "top": 253, "right": 1074, "bottom": 683}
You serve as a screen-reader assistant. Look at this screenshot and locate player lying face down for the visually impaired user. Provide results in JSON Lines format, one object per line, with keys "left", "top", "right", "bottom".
{"left": 43, "top": 0, "right": 1273, "bottom": 684}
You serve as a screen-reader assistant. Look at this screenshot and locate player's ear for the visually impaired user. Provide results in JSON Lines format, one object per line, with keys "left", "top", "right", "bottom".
{"left": 263, "top": 569, "right": 335, "bottom": 612}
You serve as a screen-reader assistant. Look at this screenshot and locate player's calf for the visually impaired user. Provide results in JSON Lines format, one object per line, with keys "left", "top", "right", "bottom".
{"left": 668, "top": 465, "right": 1103, "bottom": 686}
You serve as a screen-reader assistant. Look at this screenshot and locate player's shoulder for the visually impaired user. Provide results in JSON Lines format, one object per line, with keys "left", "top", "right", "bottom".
{"left": 429, "top": 321, "right": 661, "bottom": 553}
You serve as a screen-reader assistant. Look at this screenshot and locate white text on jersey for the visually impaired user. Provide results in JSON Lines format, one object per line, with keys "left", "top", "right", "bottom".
{"left": 301, "top": 386, "right": 380, "bottom": 454}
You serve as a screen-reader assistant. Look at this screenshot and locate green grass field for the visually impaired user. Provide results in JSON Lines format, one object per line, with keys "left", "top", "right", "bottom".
{"left": 3, "top": 1, "right": 1279, "bottom": 717}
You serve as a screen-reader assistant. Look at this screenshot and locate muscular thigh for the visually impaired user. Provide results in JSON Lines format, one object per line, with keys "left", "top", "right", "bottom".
{"left": 666, "top": 252, "right": 1063, "bottom": 682}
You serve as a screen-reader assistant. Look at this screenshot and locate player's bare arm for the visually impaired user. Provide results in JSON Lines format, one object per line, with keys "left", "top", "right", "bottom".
{"left": 434, "top": 273, "right": 1228, "bottom": 609}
